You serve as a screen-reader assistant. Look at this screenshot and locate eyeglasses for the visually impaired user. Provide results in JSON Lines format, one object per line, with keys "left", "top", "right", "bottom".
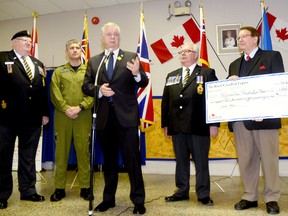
{"left": 105, "top": 33, "right": 119, "bottom": 38}
{"left": 237, "top": 34, "right": 252, "bottom": 41}
{"left": 178, "top": 49, "right": 196, "bottom": 55}
{"left": 16, "top": 38, "right": 32, "bottom": 44}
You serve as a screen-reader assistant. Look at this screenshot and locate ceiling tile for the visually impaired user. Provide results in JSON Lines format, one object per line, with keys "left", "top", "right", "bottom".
{"left": 0, "top": 1, "right": 32, "bottom": 19}
{"left": 83, "top": 0, "right": 118, "bottom": 8}
{"left": 17, "top": 0, "right": 62, "bottom": 15}
{"left": 0, "top": 9, "right": 13, "bottom": 20}
{"left": 48, "top": 0, "right": 89, "bottom": 11}
{"left": 0, "top": 0, "right": 155, "bottom": 21}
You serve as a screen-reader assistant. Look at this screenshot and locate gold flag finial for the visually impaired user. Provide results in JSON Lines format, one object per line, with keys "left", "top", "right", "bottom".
{"left": 261, "top": 0, "right": 267, "bottom": 9}
{"left": 32, "top": 11, "right": 38, "bottom": 18}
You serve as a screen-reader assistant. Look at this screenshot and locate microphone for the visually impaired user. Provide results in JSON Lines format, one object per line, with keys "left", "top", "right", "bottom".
{"left": 104, "top": 49, "right": 113, "bottom": 64}
{"left": 94, "top": 49, "right": 112, "bottom": 86}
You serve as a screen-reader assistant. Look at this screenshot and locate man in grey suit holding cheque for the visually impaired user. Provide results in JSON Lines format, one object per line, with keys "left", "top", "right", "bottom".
{"left": 228, "top": 26, "right": 284, "bottom": 214}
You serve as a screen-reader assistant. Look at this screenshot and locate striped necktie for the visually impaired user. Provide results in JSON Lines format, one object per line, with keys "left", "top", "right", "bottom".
{"left": 22, "top": 56, "right": 33, "bottom": 80}
{"left": 183, "top": 68, "right": 190, "bottom": 87}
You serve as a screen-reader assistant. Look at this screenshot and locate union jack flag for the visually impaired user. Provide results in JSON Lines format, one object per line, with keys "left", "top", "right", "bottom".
{"left": 81, "top": 12, "right": 90, "bottom": 65}
{"left": 137, "top": 7, "right": 154, "bottom": 131}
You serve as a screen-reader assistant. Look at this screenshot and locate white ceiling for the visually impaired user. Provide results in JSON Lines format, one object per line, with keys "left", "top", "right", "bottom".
{"left": 0, "top": 0, "right": 153, "bottom": 22}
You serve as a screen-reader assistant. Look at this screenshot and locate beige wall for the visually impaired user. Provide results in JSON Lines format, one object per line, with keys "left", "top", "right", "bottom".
{"left": 0, "top": 0, "right": 287, "bottom": 96}
{"left": 1, "top": 0, "right": 288, "bottom": 175}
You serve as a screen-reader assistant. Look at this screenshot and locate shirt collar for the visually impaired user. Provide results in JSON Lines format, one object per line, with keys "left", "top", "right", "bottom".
{"left": 245, "top": 47, "right": 258, "bottom": 60}
{"left": 14, "top": 50, "right": 25, "bottom": 60}
{"left": 105, "top": 48, "right": 119, "bottom": 57}
{"left": 183, "top": 63, "right": 196, "bottom": 74}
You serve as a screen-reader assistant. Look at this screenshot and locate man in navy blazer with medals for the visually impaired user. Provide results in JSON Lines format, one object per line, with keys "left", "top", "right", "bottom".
{"left": 0, "top": 30, "right": 49, "bottom": 209}
{"left": 161, "top": 42, "right": 219, "bottom": 206}
{"left": 82, "top": 22, "right": 148, "bottom": 214}
{"left": 228, "top": 26, "right": 284, "bottom": 214}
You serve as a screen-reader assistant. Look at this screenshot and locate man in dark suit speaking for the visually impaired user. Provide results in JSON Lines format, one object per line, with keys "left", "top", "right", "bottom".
{"left": 161, "top": 42, "right": 219, "bottom": 206}
{"left": 228, "top": 26, "right": 284, "bottom": 214}
{"left": 0, "top": 30, "right": 49, "bottom": 209}
{"left": 82, "top": 22, "right": 148, "bottom": 215}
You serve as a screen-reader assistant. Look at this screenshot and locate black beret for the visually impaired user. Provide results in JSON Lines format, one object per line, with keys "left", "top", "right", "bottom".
{"left": 11, "top": 30, "right": 31, "bottom": 40}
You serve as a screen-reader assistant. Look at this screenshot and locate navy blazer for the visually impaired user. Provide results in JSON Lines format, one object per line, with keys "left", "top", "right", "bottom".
{"left": 82, "top": 49, "right": 148, "bottom": 129}
{"left": 161, "top": 65, "right": 219, "bottom": 136}
{"left": 0, "top": 50, "right": 49, "bottom": 127}
{"left": 228, "top": 48, "right": 284, "bottom": 131}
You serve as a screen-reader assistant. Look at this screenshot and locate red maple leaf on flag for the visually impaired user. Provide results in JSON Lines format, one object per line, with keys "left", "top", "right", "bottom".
{"left": 275, "top": 27, "right": 288, "bottom": 42}
{"left": 170, "top": 35, "right": 185, "bottom": 47}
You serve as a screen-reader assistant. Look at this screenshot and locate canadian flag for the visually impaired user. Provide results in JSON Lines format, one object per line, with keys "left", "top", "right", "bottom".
{"left": 150, "top": 18, "right": 200, "bottom": 64}
{"left": 258, "top": 12, "right": 288, "bottom": 50}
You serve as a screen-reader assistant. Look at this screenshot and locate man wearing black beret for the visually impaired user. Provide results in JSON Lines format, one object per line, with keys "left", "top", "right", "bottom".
{"left": 0, "top": 30, "right": 49, "bottom": 209}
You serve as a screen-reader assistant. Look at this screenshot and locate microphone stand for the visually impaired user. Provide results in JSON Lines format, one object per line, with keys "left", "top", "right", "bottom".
{"left": 88, "top": 54, "right": 107, "bottom": 216}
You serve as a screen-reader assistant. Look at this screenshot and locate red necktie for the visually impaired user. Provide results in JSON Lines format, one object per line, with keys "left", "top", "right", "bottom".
{"left": 246, "top": 55, "right": 251, "bottom": 61}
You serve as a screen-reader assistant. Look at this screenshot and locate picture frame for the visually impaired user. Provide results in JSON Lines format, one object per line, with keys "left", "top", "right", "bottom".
{"left": 216, "top": 24, "right": 241, "bottom": 55}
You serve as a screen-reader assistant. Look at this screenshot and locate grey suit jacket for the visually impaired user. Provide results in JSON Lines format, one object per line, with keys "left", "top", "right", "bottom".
{"left": 228, "top": 48, "right": 284, "bottom": 131}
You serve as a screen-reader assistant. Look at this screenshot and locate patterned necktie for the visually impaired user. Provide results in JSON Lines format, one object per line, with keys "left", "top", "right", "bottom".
{"left": 183, "top": 68, "right": 190, "bottom": 87}
{"left": 22, "top": 56, "right": 33, "bottom": 80}
{"left": 107, "top": 52, "right": 114, "bottom": 80}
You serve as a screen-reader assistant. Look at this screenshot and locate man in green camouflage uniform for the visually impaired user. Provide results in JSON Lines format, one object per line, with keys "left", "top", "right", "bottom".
{"left": 50, "top": 39, "right": 93, "bottom": 202}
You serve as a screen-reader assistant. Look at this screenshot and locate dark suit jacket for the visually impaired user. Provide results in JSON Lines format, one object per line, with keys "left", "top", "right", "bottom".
{"left": 82, "top": 49, "right": 148, "bottom": 129}
{"left": 0, "top": 50, "right": 49, "bottom": 127}
{"left": 228, "top": 48, "right": 284, "bottom": 131}
{"left": 161, "top": 65, "right": 219, "bottom": 136}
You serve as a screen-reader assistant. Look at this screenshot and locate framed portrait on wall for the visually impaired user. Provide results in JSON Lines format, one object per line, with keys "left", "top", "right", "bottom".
{"left": 216, "top": 24, "right": 241, "bottom": 55}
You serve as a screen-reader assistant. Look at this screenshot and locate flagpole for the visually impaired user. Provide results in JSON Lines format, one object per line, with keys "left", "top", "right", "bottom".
{"left": 199, "top": 4, "right": 210, "bottom": 68}
{"left": 189, "top": 12, "right": 227, "bottom": 72}
{"left": 82, "top": 11, "right": 90, "bottom": 66}
{"left": 259, "top": 0, "right": 272, "bottom": 50}
{"left": 256, "top": 0, "right": 269, "bottom": 30}
{"left": 30, "top": 11, "right": 38, "bottom": 58}
{"left": 137, "top": 3, "right": 154, "bottom": 167}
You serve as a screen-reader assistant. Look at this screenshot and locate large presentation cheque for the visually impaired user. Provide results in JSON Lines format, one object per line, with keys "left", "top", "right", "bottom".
{"left": 206, "top": 72, "right": 288, "bottom": 123}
